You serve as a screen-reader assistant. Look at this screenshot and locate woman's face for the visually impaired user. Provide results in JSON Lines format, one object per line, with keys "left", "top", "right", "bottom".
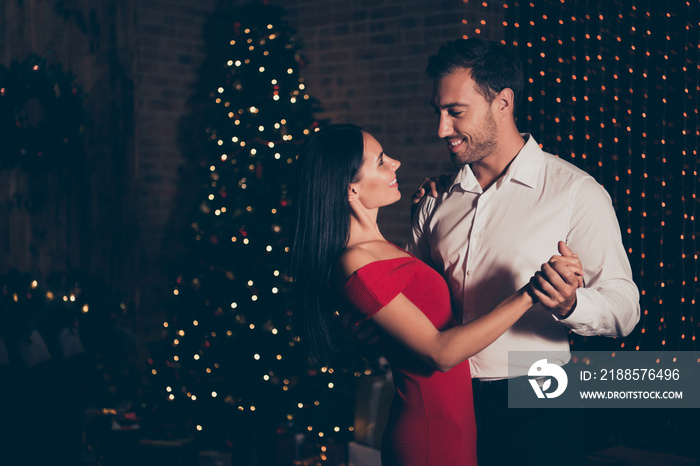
{"left": 349, "top": 132, "right": 401, "bottom": 209}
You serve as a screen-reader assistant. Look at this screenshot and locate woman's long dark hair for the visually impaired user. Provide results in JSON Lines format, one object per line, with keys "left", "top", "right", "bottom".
{"left": 290, "top": 124, "right": 364, "bottom": 365}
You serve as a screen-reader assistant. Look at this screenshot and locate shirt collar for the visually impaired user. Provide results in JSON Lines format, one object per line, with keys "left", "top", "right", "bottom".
{"left": 449, "top": 133, "right": 544, "bottom": 194}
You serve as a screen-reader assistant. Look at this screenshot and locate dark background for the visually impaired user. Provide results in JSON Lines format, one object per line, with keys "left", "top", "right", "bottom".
{"left": 1, "top": 0, "right": 698, "bottom": 464}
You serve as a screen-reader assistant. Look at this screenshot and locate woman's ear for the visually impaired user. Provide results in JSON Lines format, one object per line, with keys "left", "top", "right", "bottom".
{"left": 348, "top": 184, "right": 359, "bottom": 202}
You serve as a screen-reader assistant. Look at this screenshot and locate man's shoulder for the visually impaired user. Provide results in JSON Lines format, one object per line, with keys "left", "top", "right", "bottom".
{"left": 534, "top": 149, "right": 603, "bottom": 194}
{"left": 536, "top": 149, "right": 613, "bottom": 204}
{"left": 539, "top": 148, "right": 592, "bottom": 179}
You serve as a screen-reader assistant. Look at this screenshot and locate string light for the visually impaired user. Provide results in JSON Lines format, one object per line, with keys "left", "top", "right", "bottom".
{"left": 463, "top": 0, "right": 700, "bottom": 353}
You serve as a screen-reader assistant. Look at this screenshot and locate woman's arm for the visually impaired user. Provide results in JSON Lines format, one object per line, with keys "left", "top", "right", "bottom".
{"left": 369, "top": 287, "right": 533, "bottom": 372}
{"left": 340, "top": 249, "right": 582, "bottom": 372}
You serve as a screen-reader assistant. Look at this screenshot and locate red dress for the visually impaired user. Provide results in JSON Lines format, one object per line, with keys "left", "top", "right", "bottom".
{"left": 343, "top": 256, "right": 477, "bottom": 466}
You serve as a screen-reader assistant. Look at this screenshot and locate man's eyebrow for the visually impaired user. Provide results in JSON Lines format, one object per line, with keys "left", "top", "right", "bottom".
{"left": 430, "top": 101, "right": 470, "bottom": 109}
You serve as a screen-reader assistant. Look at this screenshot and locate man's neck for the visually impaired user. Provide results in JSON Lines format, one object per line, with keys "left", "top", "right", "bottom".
{"left": 472, "top": 133, "right": 526, "bottom": 191}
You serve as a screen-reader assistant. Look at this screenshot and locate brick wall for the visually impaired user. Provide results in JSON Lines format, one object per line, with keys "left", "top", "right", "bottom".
{"left": 133, "top": 0, "right": 218, "bottom": 258}
{"left": 132, "top": 0, "right": 219, "bottom": 326}
{"left": 132, "top": 0, "right": 505, "bottom": 334}
{"left": 1, "top": 0, "right": 506, "bottom": 335}
{"left": 132, "top": 0, "right": 502, "bottom": 259}
{"left": 0, "top": 0, "right": 138, "bottom": 291}
{"left": 265, "top": 0, "right": 504, "bottom": 243}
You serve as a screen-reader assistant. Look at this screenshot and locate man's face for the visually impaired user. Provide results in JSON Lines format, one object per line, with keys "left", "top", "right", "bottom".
{"left": 431, "top": 68, "right": 499, "bottom": 166}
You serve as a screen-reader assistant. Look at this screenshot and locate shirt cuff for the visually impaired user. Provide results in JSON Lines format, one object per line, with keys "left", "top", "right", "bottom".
{"left": 551, "top": 288, "right": 597, "bottom": 332}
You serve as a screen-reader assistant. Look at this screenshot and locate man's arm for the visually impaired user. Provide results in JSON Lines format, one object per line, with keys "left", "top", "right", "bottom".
{"left": 555, "top": 177, "right": 640, "bottom": 337}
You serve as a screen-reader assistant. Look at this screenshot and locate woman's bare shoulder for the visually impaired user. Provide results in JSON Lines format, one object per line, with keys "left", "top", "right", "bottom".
{"left": 337, "top": 245, "right": 380, "bottom": 278}
{"left": 338, "top": 240, "right": 410, "bottom": 277}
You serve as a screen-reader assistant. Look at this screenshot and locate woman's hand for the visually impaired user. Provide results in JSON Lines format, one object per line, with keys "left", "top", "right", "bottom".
{"left": 529, "top": 241, "right": 584, "bottom": 318}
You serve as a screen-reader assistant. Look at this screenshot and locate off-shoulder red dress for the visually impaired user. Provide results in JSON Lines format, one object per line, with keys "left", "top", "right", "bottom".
{"left": 343, "top": 256, "right": 477, "bottom": 466}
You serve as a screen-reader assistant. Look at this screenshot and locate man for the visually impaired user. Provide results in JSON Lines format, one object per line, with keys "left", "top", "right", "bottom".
{"left": 408, "top": 38, "right": 640, "bottom": 465}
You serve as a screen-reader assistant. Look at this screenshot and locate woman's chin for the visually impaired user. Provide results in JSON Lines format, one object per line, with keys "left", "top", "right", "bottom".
{"left": 387, "top": 190, "right": 401, "bottom": 205}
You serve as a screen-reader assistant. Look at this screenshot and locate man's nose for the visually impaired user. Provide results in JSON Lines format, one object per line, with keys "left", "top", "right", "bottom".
{"left": 437, "top": 114, "right": 452, "bottom": 138}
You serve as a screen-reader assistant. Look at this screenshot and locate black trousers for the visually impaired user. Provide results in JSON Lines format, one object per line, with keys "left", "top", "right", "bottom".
{"left": 472, "top": 377, "right": 587, "bottom": 466}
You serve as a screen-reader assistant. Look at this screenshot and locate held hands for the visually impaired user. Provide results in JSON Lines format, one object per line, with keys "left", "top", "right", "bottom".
{"left": 529, "top": 241, "right": 584, "bottom": 318}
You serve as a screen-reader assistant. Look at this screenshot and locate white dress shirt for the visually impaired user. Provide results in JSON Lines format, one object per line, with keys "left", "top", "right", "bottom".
{"left": 408, "top": 134, "right": 640, "bottom": 380}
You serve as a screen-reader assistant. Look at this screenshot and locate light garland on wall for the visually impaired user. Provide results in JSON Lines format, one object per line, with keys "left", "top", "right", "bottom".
{"left": 461, "top": 0, "right": 699, "bottom": 352}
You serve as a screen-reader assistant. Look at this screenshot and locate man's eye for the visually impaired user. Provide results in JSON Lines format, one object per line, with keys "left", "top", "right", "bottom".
{"left": 449, "top": 111, "right": 463, "bottom": 117}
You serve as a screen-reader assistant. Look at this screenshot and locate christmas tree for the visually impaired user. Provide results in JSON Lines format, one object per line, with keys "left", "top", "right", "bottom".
{"left": 147, "top": 4, "right": 367, "bottom": 461}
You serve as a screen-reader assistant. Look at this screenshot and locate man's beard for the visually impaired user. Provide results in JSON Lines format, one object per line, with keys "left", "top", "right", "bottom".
{"left": 452, "top": 111, "right": 499, "bottom": 166}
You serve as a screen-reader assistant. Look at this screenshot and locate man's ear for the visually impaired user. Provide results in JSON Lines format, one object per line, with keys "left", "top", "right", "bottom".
{"left": 494, "top": 87, "right": 515, "bottom": 115}
{"left": 348, "top": 184, "right": 359, "bottom": 202}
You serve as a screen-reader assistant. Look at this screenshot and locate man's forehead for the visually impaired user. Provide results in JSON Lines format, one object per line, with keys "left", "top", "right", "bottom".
{"left": 431, "top": 70, "right": 478, "bottom": 106}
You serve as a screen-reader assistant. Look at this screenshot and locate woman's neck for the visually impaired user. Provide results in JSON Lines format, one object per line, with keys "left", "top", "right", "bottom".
{"left": 347, "top": 206, "right": 384, "bottom": 248}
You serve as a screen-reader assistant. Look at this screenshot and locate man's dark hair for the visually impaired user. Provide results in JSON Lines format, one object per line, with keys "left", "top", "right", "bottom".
{"left": 427, "top": 38, "right": 524, "bottom": 111}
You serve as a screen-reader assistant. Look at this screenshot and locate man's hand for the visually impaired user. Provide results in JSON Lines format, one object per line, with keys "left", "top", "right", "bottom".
{"left": 411, "top": 177, "right": 439, "bottom": 205}
{"left": 530, "top": 241, "right": 584, "bottom": 318}
{"left": 410, "top": 176, "right": 451, "bottom": 219}
{"left": 340, "top": 312, "right": 382, "bottom": 358}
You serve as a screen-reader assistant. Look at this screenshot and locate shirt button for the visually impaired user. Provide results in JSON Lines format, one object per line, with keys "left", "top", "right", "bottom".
{"left": 473, "top": 232, "right": 480, "bottom": 239}
{"left": 467, "top": 270, "right": 474, "bottom": 276}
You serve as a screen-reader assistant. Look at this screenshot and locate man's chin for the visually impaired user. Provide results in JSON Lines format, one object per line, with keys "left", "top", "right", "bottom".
{"left": 450, "top": 152, "right": 471, "bottom": 165}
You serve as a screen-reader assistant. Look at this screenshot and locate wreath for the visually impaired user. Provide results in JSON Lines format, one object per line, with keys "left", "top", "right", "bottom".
{"left": 0, "top": 55, "right": 85, "bottom": 172}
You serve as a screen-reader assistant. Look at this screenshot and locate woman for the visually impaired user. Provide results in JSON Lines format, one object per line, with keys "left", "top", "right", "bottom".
{"left": 290, "top": 124, "right": 582, "bottom": 466}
